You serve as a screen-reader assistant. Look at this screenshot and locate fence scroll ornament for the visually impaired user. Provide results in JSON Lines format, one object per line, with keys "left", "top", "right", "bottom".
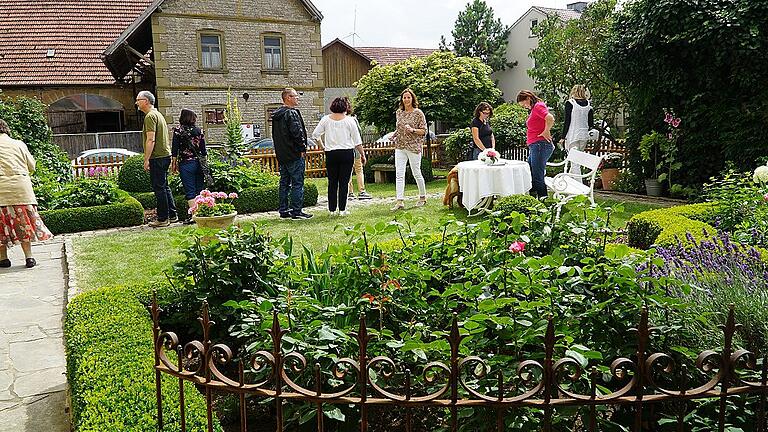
{"left": 151, "top": 292, "right": 768, "bottom": 432}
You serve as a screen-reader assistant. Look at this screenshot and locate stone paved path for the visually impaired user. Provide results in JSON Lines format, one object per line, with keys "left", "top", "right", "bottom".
{"left": 0, "top": 239, "right": 70, "bottom": 432}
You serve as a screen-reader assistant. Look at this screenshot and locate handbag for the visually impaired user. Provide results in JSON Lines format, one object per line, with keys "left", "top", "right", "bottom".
{"left": 186, "top": 133, "right": 214, "bottom": 186}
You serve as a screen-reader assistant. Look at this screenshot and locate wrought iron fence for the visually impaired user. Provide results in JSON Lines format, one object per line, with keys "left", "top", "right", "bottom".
{"left": 151, "top": 293, "right": 768, "bottom": 432}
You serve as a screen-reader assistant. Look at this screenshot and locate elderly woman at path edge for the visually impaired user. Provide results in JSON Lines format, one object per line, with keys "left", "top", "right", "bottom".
{"left": 0, "top": 119, "right": 52, "bottom": 268}
{"left": 390, "top": 88, "right": 428, "bottom": 211}
{"left": 517, "top": 90, "right": 555, "bottom": 199}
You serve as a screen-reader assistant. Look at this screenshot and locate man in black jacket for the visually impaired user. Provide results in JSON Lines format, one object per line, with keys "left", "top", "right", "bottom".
{"left": 272, "top": 87, "right": 313, "bottom": 219}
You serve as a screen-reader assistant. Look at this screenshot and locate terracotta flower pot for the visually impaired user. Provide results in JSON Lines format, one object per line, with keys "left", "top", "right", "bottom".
{"left": 192, "top": 212, "right": 237, "bottom": 229}
{"left": 600, "top": 168, "right": 620, "bottom": 191}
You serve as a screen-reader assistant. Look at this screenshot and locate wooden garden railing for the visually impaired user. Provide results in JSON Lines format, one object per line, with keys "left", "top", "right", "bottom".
{"left": 244, "top": 141, "right": 443, "bottom": 178}
{"left": 71, "top": 154, "right": 130, "bottom": 178}
{"left": 151, "top": 294, "right": 768, "bottom": 432}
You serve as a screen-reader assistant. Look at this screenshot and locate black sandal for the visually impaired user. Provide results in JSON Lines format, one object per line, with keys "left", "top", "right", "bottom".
{"left": 25, "top": 258, "right": 36, "bottom": 268}
{"left": 0, "top": 259, "right": 10, "bottom": 268}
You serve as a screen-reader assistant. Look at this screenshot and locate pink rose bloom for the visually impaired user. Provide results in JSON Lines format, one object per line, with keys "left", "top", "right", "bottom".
{"left": 664, "top": 112, "right": 673, "bottom": 124}
{"left": 487, "top": 149, "right": 498, "bottom": 157}
{"left": 508, "top": 241, "right": 526, "bottom": 253}
{"left": 228, "top": 192, "right": 238, "bottom": 199}
{"left": 671, "top": 118, "right": 681, "bottom": 128}
{"left": 763, "top": 193, "right": 768, "bottom": 202}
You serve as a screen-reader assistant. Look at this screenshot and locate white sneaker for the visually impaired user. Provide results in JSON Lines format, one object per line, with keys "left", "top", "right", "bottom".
{"left": 339, "top": 210, "right": 350, "bottom": 216}
{"left": 329, "top": 210, "right": 339, "bottom": 216}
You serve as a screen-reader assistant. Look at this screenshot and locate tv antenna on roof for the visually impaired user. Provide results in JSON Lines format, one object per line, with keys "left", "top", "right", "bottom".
{"left": 342, "top": 4, "right": 364, "bottom": 46}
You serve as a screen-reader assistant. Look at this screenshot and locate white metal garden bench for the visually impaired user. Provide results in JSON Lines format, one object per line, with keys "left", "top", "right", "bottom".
{"left": 545, "top": 149, "right": 603, "bottom": 215}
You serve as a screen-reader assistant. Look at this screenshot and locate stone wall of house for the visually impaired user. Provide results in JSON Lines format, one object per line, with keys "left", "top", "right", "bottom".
{"left": 152, "top": 0, "right": 324, "bottom": 141}
{"left": 163, "top": 89, "right": 322, "bottom": 144}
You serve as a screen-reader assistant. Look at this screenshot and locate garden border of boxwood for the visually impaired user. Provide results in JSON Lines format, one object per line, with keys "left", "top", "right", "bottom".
{"left": 129, "top": 183, "right": 319, "bottom": 215}
{"left": 40, "top": 190, "right": 144, "bottom": 235}
{"left": 626, "top": 202, "right": 720, "bottom": 249}
{"left": 64, "top": 283, "right": 220, "bottom": 432}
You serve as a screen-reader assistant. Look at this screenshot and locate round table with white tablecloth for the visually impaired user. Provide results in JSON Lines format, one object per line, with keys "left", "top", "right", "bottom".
{"left": 456, "top": 159, "right": 532, "bottom": 214}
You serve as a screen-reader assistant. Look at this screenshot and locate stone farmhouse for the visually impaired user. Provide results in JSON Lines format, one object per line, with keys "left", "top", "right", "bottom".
{"left": 493, "top": 2, "right": 586, "bottom": 101}
{"left": 0, "top": 0, "right": 325, "bottom": 144}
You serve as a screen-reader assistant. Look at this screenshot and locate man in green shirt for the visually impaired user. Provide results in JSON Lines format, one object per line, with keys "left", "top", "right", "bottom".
{"left": 136, "top": 91, "right": 177, "bottom": 227}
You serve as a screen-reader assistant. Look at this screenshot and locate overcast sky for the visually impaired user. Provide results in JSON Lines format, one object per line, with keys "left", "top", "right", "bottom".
{"left": 311, "top": 0, "right": 575, "bottom": 48}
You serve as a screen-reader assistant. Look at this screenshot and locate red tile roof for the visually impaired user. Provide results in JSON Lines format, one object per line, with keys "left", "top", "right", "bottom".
{"left": 0, "top": 0, "right": 153, "bottom": 86}
{"left": 355, "top": 47, "right": 437, "bottom": 66}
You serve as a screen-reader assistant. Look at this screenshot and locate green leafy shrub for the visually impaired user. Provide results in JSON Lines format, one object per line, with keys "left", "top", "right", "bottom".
{"left": 207, "top": 157, "right": 277, "bottom": 193}
{"left": 443, "top": 128, "right": 472, "bottom": 163}
{"left": 130, "top": 192, "right": 188, "bottom": 214}
{"left": 607, "top": 0, "right": 768, "bottom": 186}
{"left": 117, "top": 155, "right": 152, "bottom": 192}
{"left": 613, "top": 169, "right": 644, "bottom": 194}
{"left": 40, "top": 191, "right": 144, "bottom": 234}
{"left": 49, "top": 177, "right": 118, "bottom": 210}
{"left": 65, "top": 285, "right": 217, "bottom": 432}
{"left": 491, "top": 194, "right": 544, "bottom": 218}
{"left": 491, "top": 103, "right": 528, "bottom": 155}
{"left": 626, "top": 203, "right": 719, "bottom": 249}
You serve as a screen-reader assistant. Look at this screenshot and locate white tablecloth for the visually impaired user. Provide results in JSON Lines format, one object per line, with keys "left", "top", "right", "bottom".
{"left": 457, "top": 159, "right": 532, "bottom": 211}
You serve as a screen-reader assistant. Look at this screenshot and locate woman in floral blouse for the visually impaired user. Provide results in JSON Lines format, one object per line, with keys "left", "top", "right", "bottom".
{"left": 391, "top": 88, "right": 428, "bottom": 211}
{"left": 171, "top": 109, "right": 207, "bottom": 224}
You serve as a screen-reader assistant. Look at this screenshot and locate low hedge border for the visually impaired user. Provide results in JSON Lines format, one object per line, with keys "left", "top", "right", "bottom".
{"left": 65, "top": 284, "right": 220, "bottom": 431}
{"left": 130, "top": 183, "right": 319, "bottom": 215}
{"left": 627, "top": 202, "right": 719, "bottom": 249}
{"left": 40, "top": 190, "right": 144, "bottom": 234}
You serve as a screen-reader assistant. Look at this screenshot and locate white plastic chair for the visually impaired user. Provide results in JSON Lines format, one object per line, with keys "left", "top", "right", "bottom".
{"left": 545, "top": 149, "right": 603, "bottom": 215}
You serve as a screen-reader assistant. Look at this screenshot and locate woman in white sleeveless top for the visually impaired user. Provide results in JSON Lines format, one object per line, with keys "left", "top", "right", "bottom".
{"left": 560, "top": 85, "right": 594, "bottom": 175}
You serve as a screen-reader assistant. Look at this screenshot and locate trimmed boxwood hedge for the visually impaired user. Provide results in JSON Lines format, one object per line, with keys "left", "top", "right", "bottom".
{"left": 65, "top": 284, "right": 219, "bottom": 432}
{"left": 491, "top": 194, "right": 544, "bottom": 217}
{"left": 117, "top": 155, "right": 152, "bottom": 193}
{"left": 40, "top": 190, "right": 144, "bottom": 234}
{"left": 627, "top": 202, "right": 719, "bottom": 249}
{"left": 131, "top": 183, "right": 319, "bottom": 215}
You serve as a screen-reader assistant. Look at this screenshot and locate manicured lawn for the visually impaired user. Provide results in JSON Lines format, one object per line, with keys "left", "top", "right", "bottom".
{"left": 73, "top": 178, "right": 662, "bottom": 291}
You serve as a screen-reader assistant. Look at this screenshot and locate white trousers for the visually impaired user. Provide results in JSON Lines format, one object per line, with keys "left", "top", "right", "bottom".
{"left": 566, "top": 139, "right": 588, "bottom": 175}
{"left": 395, "top": 149, "right": 426, "bottom": 200}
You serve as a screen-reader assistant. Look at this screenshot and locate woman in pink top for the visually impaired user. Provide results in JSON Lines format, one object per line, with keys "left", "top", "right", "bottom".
{"left": 517, "top": 90, "right": 555, "bottom": 198}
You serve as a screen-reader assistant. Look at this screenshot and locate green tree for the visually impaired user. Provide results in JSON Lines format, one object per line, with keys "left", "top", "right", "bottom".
{"left": 440, "top": 0, "right": 511, "bottom": 72}
{"left": 354, "top": 51, "right": 501, "bottom": 131}
{"left": 529, "top": 0, "right": 625, "bottom": 128}
{"left": 606, "top": 0, "right": 768, "bottom": 186}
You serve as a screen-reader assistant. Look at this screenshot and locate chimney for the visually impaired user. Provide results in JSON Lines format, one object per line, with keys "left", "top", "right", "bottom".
{"left": 566, "top": 2, "right": 588, "bottom": 13}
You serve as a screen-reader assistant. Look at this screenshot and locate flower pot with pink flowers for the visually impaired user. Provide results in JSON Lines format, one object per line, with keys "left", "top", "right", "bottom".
{"left": 189, "top": 190, "right": 239, "bottom": 229}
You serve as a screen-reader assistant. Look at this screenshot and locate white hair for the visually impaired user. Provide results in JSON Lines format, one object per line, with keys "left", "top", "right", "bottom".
{"left": 137, "top": 90, "right": 155, "bottom": 106}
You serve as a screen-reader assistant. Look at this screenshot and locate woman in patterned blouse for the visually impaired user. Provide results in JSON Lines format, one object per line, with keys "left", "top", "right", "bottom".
{"left": 390, "top": 88, "right": 428, "bottom": 211}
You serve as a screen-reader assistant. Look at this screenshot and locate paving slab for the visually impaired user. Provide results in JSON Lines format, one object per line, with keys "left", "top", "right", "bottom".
{"left": 0, "top": 240, "right": 70, "bottom": 432}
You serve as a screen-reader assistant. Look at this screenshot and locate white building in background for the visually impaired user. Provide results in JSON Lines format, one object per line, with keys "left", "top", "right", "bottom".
{"left": 493, "top": 2, "right": 587, "bottom": 101}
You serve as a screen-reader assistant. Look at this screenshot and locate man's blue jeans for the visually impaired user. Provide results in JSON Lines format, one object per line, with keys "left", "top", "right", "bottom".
{"left": 527, "top": 140, "right": 554, "bottom": 198}
{"left": 278, "top": 158, "right": 305, "bottom": 216}
{"left": 149, "top": 156, "right": 177, "bottom": 221}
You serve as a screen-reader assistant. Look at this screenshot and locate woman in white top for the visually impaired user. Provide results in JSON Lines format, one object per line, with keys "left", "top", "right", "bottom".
{"left": 560, "top": 84, "right": 594, "bottom": 175}
{"left": 312, "top": 97, "right": 366, "bottom": 215}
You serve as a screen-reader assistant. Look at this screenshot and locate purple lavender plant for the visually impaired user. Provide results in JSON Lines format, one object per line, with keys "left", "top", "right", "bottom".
{"left": 655, "top": 231, "right": 768, "bottom": 351}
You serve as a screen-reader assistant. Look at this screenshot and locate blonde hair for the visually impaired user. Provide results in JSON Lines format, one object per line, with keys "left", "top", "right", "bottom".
{"left": 569, "top": 85, "right": 590, "bottom": 100}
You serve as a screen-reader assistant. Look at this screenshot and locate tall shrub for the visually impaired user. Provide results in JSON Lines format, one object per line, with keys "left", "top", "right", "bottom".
{"left": 0, "top": 96, "right": 72, "bottom": 183}
{"left": 606, "top": 0, "right": 768, "bottom": 186}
